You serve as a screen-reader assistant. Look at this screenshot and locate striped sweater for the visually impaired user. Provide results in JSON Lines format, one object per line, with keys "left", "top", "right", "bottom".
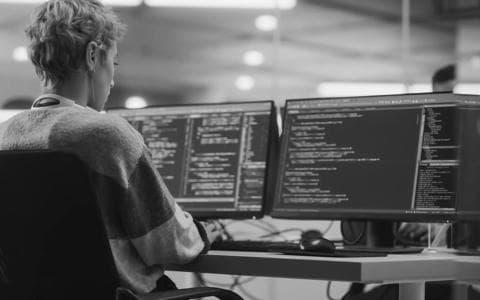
{"left": 0, "top": 99, "right": 208, "bottom": 294}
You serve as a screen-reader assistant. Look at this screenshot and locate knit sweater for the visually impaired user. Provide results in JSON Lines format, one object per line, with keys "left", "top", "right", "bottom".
{"left": 0, "top": 99, "right": 208, "bottom": 294}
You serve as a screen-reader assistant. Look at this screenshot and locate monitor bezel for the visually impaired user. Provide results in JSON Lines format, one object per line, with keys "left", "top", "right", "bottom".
{"left": 108, "top": 100, "right": 277, "bottom": 220}
{"left": 456, "top": 212, "right": 480, "bottom": 222}
{"left": 454, "top": 100, "right": 480, "bottom": 222}
{"left": 269, "top": 92, "right": 463, "bottom": 222}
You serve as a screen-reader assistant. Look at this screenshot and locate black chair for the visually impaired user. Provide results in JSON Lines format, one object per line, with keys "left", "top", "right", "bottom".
{"left": 0, "top": 150, "right": 242, "bottom": 300}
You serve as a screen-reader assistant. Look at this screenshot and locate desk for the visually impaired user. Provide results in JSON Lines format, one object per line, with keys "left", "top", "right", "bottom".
{"left": 454, "top": 256, "right": 480, "bottom": 281}
{"left": 167, "top": 251, "right": 480, "bottom": 300}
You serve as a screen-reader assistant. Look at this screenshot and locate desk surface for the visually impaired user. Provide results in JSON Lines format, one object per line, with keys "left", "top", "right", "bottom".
{"left": 167, "top": 250, "right": 479, "bottom": 284}
{"left": 454, "top": 255, "right": 480, "bottom": 281}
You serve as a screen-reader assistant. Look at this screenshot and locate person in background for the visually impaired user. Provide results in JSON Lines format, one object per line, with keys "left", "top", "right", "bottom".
{"left": 432, "top": 64, "right": 456, "bottom": 92}
{"left": 0, "top": 0, "right": 220, "bottom": 295}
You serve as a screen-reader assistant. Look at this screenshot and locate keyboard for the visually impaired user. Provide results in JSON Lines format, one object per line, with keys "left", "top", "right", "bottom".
{"left": 211, "top": 240, "right": 300, "bottom": 252}
{"left": 339, "top": 245, "right": 424, "bottom": 254}
{"left": 210, "top": 240, "right": 391, "bottom": 257}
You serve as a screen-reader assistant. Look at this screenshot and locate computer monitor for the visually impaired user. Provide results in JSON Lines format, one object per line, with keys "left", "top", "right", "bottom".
{"left": 271, "top": 93, "right": 480, "bottom": 222}
{"left": 108, "top": 101, "right": 278, "bottom": 219}
{"left": 456, "top": 97, "right": 480, "bottom": 222}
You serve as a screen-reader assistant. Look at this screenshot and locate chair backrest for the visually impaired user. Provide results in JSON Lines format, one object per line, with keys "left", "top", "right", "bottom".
{"left": 0, "top": 150, "right": 119, "bottom": 300}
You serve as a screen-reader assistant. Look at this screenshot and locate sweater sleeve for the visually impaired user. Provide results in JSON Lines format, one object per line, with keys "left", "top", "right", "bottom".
{"left": 125, "top": 149, "right": 208, "bottom": 265}
{"left": 48, "top": 112, "right": 207, "bottom": 266}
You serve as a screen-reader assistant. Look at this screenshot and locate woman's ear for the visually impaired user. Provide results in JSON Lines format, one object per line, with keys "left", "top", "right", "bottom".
{"left": 85, "top": 41, "right": 99, "bottom": 74}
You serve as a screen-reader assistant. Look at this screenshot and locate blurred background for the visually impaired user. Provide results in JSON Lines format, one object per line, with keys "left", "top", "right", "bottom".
{"left": 0, "top": 0, "right": 479, "bottom": 115}
{"left": 0, "top": 0, "right": 479, "bottom": 299}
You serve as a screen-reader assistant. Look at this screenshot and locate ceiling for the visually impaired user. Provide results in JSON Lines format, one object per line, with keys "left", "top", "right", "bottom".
{"left": 0, "top": 0, "right": 479, "bottom": 109}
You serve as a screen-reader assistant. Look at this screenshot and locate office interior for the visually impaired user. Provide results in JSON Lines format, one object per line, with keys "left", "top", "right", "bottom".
{"left": 0, "top": 0, "right": 479, "bottom": 300}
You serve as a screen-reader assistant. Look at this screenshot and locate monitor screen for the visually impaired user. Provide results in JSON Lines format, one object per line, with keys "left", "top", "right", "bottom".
{"left": 456, "top": 99, "right": 480, "bottom": 221}
{"left": 109, "top": 101, "right": 277, "bottom": 219}
{"left": 271, "top": 93, "right": 478, "bottom": 222}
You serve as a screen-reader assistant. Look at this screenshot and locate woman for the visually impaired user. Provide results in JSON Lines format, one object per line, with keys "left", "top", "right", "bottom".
{"left": 0, "top": 0, "right": 218, "bottom": 294}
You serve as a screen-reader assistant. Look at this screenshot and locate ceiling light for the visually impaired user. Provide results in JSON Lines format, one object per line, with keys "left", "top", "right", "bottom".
{"left": 255, "top": 15, "right": 278, "bottom": 31}
{"left": 101, "top": 0, "right": 143, "bottom": 6}
{"left": 317, "top": 82, "right": 407, "bottom": 97}
{"left": 125, "top": 96, "right": 147, "bottom": 109}
{"left": 455, "top": 84, "right": 480, "bottom": 95}
{"left": 471, "top": 56, "right": 480, "bottom": 69}
{"left": 408, "top": 83, "right": 432, "bottom": 93}
{"left": 12, "top": 46, "right": 29, "bottom": 62}
{"left": 243, "top": 50, "right": 264, "bottom": 66}
{"left": 235, "top": 75, "right": 255, "bottom": 91}
{"left": 145, "top": 0, "right": 296, "bottom": 9}
{"left": 0, "top": 0, "right": 141, "bottom": 5}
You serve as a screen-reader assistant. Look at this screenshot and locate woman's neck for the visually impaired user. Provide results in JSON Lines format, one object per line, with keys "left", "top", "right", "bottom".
{"left": 42, "top": 74, "right": 89, "bottom": 107}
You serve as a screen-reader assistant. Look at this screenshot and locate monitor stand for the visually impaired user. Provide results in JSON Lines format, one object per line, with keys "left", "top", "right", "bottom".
{"left": 344, "top": 221, "right": 424, "bottom": 254}
{"left": 366, "top": 220, "right": 395, "bottom": 248}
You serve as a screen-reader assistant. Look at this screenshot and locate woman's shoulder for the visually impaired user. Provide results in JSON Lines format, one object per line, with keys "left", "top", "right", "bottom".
{"left": 64, "top": 108, "right": 134, "bottom": 132}
{"left": 51, "top": 108, "right": 144, "bottom": 149}
{"left": 45, "top": 108, "right": 145, "bottom": 178}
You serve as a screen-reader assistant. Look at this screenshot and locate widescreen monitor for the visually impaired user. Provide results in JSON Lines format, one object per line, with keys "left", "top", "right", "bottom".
{"left": 456, "top": 98, "right": 480, "bottom": 221}
{"left": 109, "top": 101, "right": 278, "bottom": 219}
{"left": 271, "top": 93, "right": 479, "bottom": 222}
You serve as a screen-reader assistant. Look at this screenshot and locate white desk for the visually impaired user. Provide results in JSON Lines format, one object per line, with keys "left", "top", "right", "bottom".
{"left": 167, "top": 251, "right": 480, "bottom": 300}
{"left": 454, "top": 256, "right": 480, "bottom": 280}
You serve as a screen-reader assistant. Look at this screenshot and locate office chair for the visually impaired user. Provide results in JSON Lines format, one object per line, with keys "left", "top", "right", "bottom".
{"left": 0, "top": 150, "right": 243, "bottom": 300}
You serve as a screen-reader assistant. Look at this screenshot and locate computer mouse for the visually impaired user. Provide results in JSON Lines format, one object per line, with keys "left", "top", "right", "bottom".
{"left": 300, "top": 236, "right": 336, "bottom": 253}
{"left": 301, "top": 229, "right": 324, "bottom": 241}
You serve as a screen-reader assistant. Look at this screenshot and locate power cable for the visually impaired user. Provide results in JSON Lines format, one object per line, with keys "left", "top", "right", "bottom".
{"left": 321, "top": 221, "right": 335, "bottom": 236}
{"left": 340, "top": 221, "right": 366, "bottom": 245}
{"left": 237, "top": 283, "right": 264, "bottom": 300}
{"left": 326, "top": 281, "right": 343, "bottom": 300}
{"left": 195, "top": 273, "right": 262, "bottom": 300}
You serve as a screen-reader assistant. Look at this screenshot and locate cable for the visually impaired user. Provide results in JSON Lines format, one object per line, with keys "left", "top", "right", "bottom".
{"left": 222, "top": 219, "right": 277, "bottom": 236}
{"left": 194, "top": 273, "right": 233, "bottom": 288}
{"left": 257, "top": 228, "right": 303, "bottom": 239}
{"left": 221, "top": 218, "right": 337, "bottom": 242}
{"left": 246, "top": 219, "right": 279, "bottom": 233}
{"left": 431, "top": 223, "right": 450, "bottom": 247}
{"left": 223, "top": 218, "right": 291, "bottom": 240}
{"left": 236, "top": 283, "right": 264, "bottom": 300}
{"left": 326, "top": 281, "right": 343, "bottom": 300}
{"left": 195, "top": 273, "right": 258, "bottom": 290}
{"left": 258, "top": 219, "right": 279, "bottom": 230}
{"left": 193, "top": 273, "right": 206, "bottom": 286}
{"left": 341, "top": 283, "right": 365, "bottom": 300}
{"left": 258, "top": 221, "right": 335, "bottom": 241}
{"left": 321, "top": 221, "right": 335, "bottom": 236}
{"left": 196, "top": 272, "right": 262, "bottom": 300}
{"left": 341, "top": 221, "right": 366, "bottom": 245}
{"left": 229, "top": 276, "right": 240, "bottom": 290}
{"left": 236, "top": 277, "right": 257, "bottom": 286}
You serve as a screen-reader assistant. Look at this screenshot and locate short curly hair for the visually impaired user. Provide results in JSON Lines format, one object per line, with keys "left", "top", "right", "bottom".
{"left": 25, "top": 0, "right": 127, "bottom": 87}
